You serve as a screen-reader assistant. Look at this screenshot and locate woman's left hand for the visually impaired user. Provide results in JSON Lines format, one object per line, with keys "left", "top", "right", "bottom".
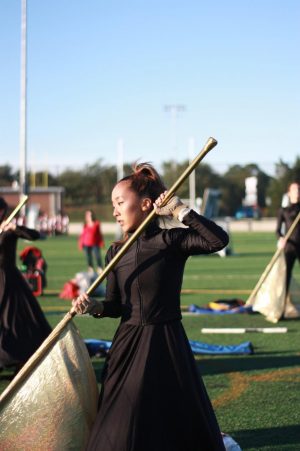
{"left": 154, "top": 191, "right": 185, "bottom": 218}
{"left": 72, "top": 293, "right": 104, "bottom": 315}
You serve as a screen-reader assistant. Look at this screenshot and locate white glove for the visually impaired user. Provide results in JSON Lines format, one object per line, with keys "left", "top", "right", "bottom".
{"left": 154, "top": 192, "right": 187, "bottom": 218}
{"left": 72, "top": 293, "right": 104, "bottom": 316}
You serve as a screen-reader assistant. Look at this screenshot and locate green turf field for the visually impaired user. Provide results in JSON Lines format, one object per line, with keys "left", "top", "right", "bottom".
{"left": 1, "top": 231, "right": 300, "bottom": 450}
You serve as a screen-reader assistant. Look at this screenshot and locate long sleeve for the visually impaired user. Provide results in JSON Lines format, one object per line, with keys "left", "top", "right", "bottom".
{"left": 275, "top": 204, "right": 300, "bottom": 245}
{"left": 167, "top": 210, "right": 229, "bottom": 255}
{"left": 98, "top": 246, "right": 124, "bottom": 318}
{"left": 276, "top": 208, "right": 285, "bottom": 238}
{"left": 14, "top": 226, "right": 40, "bottom": 241}
{"left": 79, "top": 222, "right": 105, "bottom": 248}
{"left": 78, "top": 226, "right": 85, "bottom": 250}
{"left": 0, "top": 227, "right": 40, "bottom": 269}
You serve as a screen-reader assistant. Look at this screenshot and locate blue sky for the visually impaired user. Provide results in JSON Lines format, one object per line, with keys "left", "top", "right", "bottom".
{"left": 0, "top": 0, "right": 299, "bottom": 176}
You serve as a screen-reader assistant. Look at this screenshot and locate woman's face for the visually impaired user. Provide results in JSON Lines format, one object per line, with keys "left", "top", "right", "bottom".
{"left": 288, "top": 183, "right": 300, "bottom": 204}
{"left": 112, "top": 181, "right": 152, "bottom": 233}
{"left": 85, "top": 210, "right": 92, "bottom": 222}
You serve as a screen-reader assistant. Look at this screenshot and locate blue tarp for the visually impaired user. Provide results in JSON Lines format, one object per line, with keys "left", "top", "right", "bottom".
{"left": 85, "top": 339, "right": 112, "bottom": 356}
{"left": 189, "top": 340, "right": 253, "bottom": 355}
{"left": 85, "top": 338, "right": 253, "bottom": 356}
{"left": 188, "top": 304, "right": 253, "bottom": 315}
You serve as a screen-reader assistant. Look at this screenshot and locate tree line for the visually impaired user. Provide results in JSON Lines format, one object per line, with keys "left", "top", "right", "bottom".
{"left": 1, "top": 156, "right": 300, "bottom": 217}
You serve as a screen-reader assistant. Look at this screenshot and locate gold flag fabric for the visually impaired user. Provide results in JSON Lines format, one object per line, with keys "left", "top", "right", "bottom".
{"left": 249, "top": 252, "right": 287, "bottom": 323}
{"left": 0, "top": 321, "right": 98, "bottom": 451}
{"left": 248, "top": 252, "right": 300, "bottom": 322}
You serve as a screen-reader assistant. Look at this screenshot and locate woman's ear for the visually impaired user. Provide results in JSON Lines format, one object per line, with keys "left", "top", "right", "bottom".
{"left": 141, "top": 197, "right": 152, "bottom": 212}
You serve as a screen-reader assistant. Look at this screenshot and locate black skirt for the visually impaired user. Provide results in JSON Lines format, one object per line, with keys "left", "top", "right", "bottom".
{"left": 87, "top": 320, "right": 225, "bottom": 451}
{"left": 0, "top": 267, "right": 52, "bottom": 368}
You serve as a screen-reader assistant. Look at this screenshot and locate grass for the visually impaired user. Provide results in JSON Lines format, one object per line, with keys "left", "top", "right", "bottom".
{"left": 1, "top": 231, "right": 300, "bottom": 450}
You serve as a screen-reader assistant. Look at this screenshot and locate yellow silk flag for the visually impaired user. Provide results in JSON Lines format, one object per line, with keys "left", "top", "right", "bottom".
{"left": 247, "top": 252, "right": 300, "bottom": 323}
{"left": 248, "top": 251, "right": 287, "bottom": 323}
{"left": 0, "top": 320, "right": 98, "bottom": 451}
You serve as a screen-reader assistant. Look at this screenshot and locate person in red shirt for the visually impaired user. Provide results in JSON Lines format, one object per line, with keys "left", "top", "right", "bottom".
{"left": 78, "top": 210, "right": 104, "bottom": 274}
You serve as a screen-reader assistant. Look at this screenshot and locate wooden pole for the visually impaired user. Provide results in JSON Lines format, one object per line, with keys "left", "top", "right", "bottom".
{"left": 0, "top": 195, "right": 28, "bottom": 232}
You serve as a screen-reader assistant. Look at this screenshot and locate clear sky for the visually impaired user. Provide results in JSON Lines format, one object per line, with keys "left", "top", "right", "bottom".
{"left": 0, "top": 0, "right": 299, "bottom": 176}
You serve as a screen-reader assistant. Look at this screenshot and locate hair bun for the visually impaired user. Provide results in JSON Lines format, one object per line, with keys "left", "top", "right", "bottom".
{"left": 118, "top": 162, "right": 166, "bottom": 202}
{"left": 134, "top": 163, "right": 155, "bottom": 180}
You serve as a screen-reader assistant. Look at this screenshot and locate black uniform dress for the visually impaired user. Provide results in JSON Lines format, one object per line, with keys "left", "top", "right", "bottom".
{"left": 87, "top": 210, "right": 229, "bottom": 451}
{"left": 0, "top": 226, "right": 52, "bottom": 369}
{"left": 276, "top": 202, "right": 300, "bottom": 291}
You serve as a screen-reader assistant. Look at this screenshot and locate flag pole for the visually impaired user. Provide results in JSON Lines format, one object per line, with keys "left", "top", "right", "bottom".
{"left": 246, "top": 210, "right": 300, "bottom": 305}
{"left": 0, "top": 195, "right": 28, "bottom": 233}
{"left": 0, "top": 137, "right": 218, "bottom": 404}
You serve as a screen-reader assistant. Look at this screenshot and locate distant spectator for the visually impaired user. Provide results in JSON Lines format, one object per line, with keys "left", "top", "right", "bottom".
{"left": 78, "top": 210, "right": 104, "bottom": 275}
{"left": 39, "top": 212, "right": 49, "bottom": 236}
{"left": 37, "top": 211, "right": 69, "bottom": 237}
{"left": 61, "top": 212, "right": 69, "bottom": 234}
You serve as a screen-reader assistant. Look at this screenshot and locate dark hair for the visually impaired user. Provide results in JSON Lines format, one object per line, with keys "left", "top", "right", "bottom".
{"left": 113, "top": 163, "right": 166, "bottom": 245}
{"left": 0, "top": 197, "right": 8, "bottom": 211}
{"left": 0, "top": 197, "right": 8, "bottom": 223}
{"left": 118, "top": 162, "right": 166, "bottom": 202}
{"left": 85, "top": 209, "right": 96, "bottom": 222}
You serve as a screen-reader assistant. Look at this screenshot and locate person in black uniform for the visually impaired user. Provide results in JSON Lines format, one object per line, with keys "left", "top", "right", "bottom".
{"left": 72, "top": 163, "right": 229, "bottom": 451}
{"left": 0, "top": 197, "right": 52, "bottom": 373}
{"left": 276, "top": 181, "right": 300, "bottom": 297}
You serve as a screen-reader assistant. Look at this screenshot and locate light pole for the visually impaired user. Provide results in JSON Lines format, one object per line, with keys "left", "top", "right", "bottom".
{"left": 117, "top": 138, "right": 124, "bottom": 181}
{"left": 164, "top": 104, "right": 186, "bottom": 156}
{"left": 19, "top": 0, "right": 28, "bottom": 198}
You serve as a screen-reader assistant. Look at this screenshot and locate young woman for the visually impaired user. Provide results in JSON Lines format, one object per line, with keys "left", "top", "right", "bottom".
{"left": 0, "top": 197, "right": 52, "bottom": 373}
{"left": 72, "top": 163, "right": 229, "bottom": 451}
{"left": 79, "top": 210, "right": 105, "bottom": 274}
{"left": 276, "top": 181, "right": 300, "bottom": 296}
